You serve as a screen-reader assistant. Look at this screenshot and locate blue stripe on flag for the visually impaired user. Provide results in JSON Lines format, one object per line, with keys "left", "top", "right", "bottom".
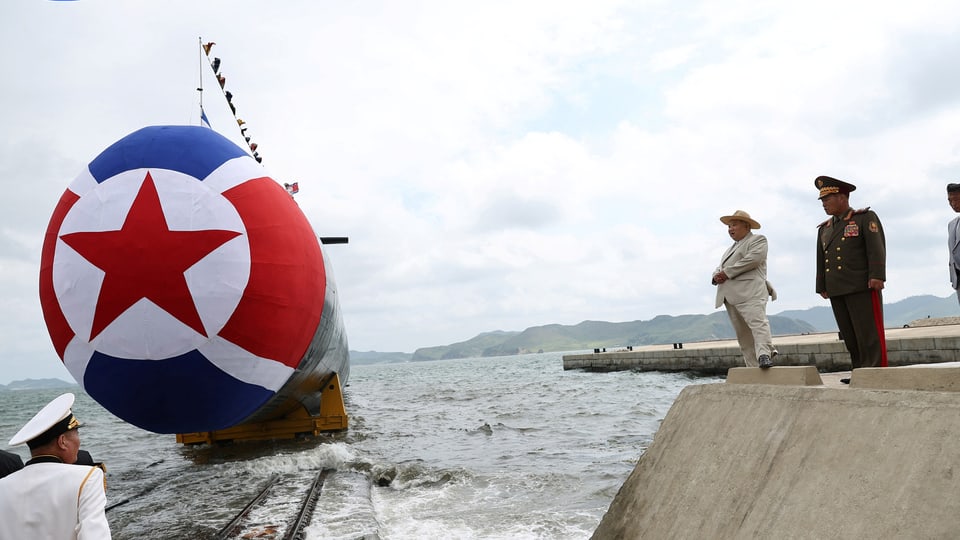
{"left": 87, "top": 125, "right": 249, "bottom": 183}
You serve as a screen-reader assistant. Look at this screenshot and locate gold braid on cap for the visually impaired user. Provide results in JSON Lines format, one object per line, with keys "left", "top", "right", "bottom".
{"left": 818, "top": 186, "right": 840, "bottom": 198}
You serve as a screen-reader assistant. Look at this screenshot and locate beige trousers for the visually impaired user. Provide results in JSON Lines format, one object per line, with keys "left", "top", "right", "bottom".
{"left": 723, "top": 297, "right": 774, "bottom": 367}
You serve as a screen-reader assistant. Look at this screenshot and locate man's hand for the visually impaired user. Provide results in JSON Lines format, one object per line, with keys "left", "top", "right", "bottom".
{"left": 868, "top": 279, "right": 885, "bottom": 291}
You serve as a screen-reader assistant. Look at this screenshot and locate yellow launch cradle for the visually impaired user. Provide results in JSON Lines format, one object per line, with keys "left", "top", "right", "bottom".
{"left": 176, "top": 373, "right": 348, "bottom": 445}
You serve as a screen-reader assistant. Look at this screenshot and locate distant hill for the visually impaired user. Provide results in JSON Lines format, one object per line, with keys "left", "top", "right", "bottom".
{"left": 350, "top": 350, "right": 414, "bottom": 365}
{"left": 407, "top": 294, "right": 959, "bottom": 362}
{"left": 413, "top": 330, "right": 523, "bottom": 361}
{"left": 775, "top": 294, "right": 959, "bottom": 331}
{"left": 0, "top": 378, "right": 76, "bottom": 392}
{"left": 771, "top": 306, "right": 838, "bottom": 332}
{"left": 411, "top": 313, "right": 815, "bottom": 361}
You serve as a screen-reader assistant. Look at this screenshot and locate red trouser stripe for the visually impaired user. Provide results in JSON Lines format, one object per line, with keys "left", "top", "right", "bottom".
{"left": 872, "top": 289, "right": 888, "bottom": 367}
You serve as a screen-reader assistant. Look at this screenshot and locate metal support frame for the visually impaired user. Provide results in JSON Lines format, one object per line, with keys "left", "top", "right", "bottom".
{"left": 176, "top": 373, "right": 348, "bottom": 445}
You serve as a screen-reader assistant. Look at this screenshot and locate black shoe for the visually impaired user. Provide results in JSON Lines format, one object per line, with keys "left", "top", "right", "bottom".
{"left": 840, "top": 378, "right": 850, "bottom": 384}
{"left": 758, "top": 354, "right": 773, "bottom": 368}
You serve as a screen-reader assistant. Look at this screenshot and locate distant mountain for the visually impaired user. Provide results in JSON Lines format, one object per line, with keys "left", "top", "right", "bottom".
{"left": 0, "top": 378, "right": 76, "bottom": 392}
{"left": 771, "top": 306, "right": 838, "bottom": 332}
{"left": 407, "top": 294, "right": 959, "bottom": 362}
{"left": 411, "top": 313, "right": 815, "bottom": 361}
{"left": 413, "top": 330, "right": 522, "bottom": 361}
{"left": 775, "top": 294, "right": 959, "bottom": 331}
{"left": 350, "top": 350, "right": 414, "bottom": 365}
{"left": 882, "top": 294, "right": 959, "bottom": 326}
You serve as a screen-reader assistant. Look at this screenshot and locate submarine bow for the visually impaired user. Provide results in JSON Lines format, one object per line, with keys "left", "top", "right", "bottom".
{"left": 39, "top": 125, "right": 349, "bottom": 434}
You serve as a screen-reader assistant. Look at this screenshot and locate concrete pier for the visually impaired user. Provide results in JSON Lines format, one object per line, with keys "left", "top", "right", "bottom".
{"left": 591, "top": 362, "right": 960, "bottom": 539}
{"left": 563, "top": 323, "right": 960, "bottom": 373}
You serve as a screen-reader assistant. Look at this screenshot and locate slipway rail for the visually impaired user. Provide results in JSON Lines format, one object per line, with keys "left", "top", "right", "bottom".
{"left": 213, "top": 474, "right": 280, "bottom": 539}
{"left": 213, "top": 469, "right": 331, "bottom": 540}
{"left": 284, "top": 469, "right": 329, "bottom": 540}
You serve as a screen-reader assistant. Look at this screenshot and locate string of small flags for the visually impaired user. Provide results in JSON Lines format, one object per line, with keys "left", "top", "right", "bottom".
{"left": 201, "top": 40, "right": 262, "bottom": 163}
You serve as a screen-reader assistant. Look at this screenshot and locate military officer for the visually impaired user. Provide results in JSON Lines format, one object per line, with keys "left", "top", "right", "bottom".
{"left": 0, "top": 393, "right": 111, "bottom": 539}
{"left": 815, "top": 175, "right": 886, "bottom": 376}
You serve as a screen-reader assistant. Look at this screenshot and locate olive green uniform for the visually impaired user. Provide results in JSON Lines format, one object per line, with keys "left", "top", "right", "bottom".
{"left": 815, "top": 207, "right": 886, "bottom": 368}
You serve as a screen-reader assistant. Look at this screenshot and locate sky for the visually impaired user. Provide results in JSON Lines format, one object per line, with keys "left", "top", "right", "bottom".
{"left": 3, "top": 0, "right": 960, "bottom": 384}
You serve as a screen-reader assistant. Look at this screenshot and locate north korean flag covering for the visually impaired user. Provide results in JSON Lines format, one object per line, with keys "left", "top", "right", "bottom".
{"left": 39, "top": 126, "right": 327, "bottom": 433}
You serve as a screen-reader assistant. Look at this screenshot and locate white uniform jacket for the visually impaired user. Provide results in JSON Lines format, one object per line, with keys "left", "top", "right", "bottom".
{"left": 714, "top": 232, "right": 773, "bottom": 308}
{"left": 0, "top": 461, "right": 110, "bottom": 540}
{"left": 949, "top": 215, "right": 960, "bottom": 290}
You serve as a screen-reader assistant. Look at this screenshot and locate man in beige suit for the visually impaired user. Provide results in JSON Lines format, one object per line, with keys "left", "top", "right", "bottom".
{"left": 712, "top": 210, "right": 776, "bottom": 368}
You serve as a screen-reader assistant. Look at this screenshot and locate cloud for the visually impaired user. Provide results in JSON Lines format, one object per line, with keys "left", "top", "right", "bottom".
{"left": 3, "top": 1, "right": 960, "bottom": 383}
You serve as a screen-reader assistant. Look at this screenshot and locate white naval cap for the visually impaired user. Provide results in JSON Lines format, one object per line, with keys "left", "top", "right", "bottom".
{"left": 9, "top": 393, "right": 83, "bottom": 448}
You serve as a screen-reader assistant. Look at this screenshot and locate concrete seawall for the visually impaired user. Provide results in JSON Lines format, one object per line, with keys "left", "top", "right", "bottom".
{"left": 592, "top": 364, "right": 960, "bottom": 538}
{"left": 563, "top": 324, "right": 960, "bottom": 373}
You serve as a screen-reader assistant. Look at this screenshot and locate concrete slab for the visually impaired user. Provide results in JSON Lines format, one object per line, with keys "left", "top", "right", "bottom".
{"left": 591, "top": 382, "right": 960, "bottom": 539}
{"left": 853, "top": 361, "right": 960, "bottom": 391}
{"left": 726, "top": 366, "right": 823, "bottom": 386}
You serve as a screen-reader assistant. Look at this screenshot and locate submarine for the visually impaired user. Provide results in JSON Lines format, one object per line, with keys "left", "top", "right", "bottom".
{"left": 38, "top": 124, "right": 350, "bottom": 444}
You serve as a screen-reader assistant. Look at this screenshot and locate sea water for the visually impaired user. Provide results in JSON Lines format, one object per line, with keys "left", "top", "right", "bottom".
{"left": 0, "top": 353, "right": 722, "bottom": 539}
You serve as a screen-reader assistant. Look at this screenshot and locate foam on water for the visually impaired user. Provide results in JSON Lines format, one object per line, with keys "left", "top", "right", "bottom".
{"left": 0, "top": 353, "right": 721, "bottom": 539}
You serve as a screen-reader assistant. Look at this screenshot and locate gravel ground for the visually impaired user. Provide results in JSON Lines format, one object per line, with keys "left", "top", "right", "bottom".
{"left": 905, "top": 316, "right": 960, "bottom": 327}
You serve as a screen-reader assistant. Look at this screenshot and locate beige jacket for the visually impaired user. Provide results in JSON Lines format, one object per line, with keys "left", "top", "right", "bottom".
{"left": 713, "top": 232, "right": 776, "bottom": 308}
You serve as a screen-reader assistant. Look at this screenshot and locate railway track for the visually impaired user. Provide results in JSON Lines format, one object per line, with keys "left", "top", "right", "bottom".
{"left": 213, "top": 469, "right": 331, "bottom": 540}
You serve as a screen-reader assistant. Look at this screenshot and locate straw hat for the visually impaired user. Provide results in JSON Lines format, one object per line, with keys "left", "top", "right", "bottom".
{"left": 719, "top": 210, "right": 760, "bottom": 229}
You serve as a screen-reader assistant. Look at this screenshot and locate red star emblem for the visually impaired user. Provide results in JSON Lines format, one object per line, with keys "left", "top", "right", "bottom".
{"left": 60, "top": 172, "right": 242, "bottom": 340}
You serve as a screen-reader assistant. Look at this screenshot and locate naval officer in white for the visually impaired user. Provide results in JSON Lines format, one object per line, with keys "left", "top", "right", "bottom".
{"left": 0, "top": 393, "right": 111, "bottom": 539}
{"left": 712, "top": 210, "right": 776, "bottom": 368}
{"left": 948, "top": 184, "right": 960, "bottom": 304}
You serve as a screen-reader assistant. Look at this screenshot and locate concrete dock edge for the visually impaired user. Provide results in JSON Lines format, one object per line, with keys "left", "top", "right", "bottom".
{"left": 591, "top": 371, "right": 960, "bottom": 538}
{"left": 564, "top": 325, "right": 960, "bottom": 373}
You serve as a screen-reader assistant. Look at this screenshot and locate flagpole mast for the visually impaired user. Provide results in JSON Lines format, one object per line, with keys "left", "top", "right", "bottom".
{"left": 197, "top": 37, "right": 204, "bottom": 122}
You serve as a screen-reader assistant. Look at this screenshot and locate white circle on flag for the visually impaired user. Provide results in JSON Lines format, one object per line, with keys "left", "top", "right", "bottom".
{"left": 52, "top": 168, "right": 250, "bottom": 359}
